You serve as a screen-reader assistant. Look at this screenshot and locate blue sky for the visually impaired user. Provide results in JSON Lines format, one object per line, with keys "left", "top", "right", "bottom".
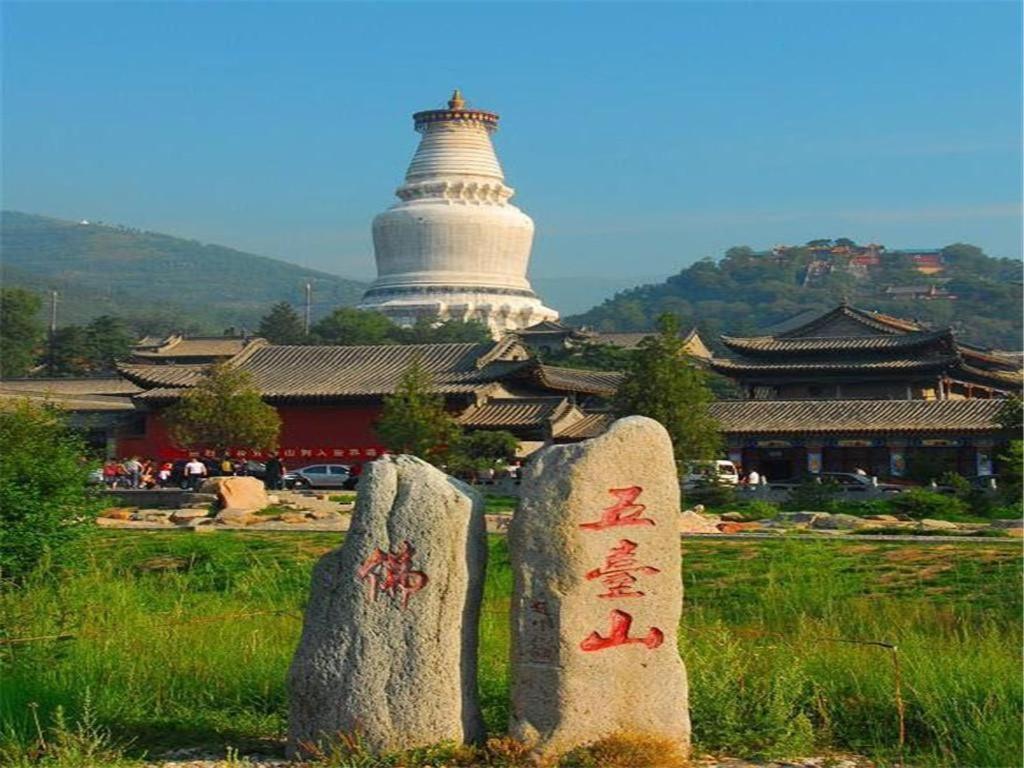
{"left": 3, "top": 0, "right": 1021, "bottom": 288}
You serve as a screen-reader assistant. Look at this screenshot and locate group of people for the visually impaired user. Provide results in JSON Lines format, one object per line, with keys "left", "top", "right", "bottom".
{"left": 101, "top": 457, "right": 173, "bottom": 489}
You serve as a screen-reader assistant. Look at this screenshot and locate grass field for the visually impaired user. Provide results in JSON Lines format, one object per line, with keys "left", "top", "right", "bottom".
{"left": 1, "top": 531, "right": 1020, "bottom": 766}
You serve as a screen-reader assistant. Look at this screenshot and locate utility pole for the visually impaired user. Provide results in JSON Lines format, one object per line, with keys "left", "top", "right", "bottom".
{"left": 48, "top": 290, "right": 58, "bottom": 376}
{"left": 304, "top": 282, "right": 312, "bottom": 336}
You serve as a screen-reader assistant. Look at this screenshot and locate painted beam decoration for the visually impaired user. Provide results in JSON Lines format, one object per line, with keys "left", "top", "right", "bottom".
{"left": 509, "top": 416, "right": 690, "bottom": 756}
{"left": 287, "top": 455, "right": 487, "bottom": 756}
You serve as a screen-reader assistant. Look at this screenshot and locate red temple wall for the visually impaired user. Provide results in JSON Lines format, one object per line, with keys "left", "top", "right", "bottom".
{"left": 116, "top": 403, "right": 387, "bottom": 464}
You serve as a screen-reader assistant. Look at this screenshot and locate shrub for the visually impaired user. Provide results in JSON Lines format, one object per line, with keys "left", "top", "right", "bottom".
{"left": 559, "top": 732, "right": 687, "bottom": 768}
{"left": 782, "top": 479, "right": 841, "bottom": 512}
{"left": 684, "top": 480, "right": 736, "bottom": 509}
{"left": 888, "top": 488, "right": 968, "bottom": 520}
{"left": 740, "top": 500, "right": 781, "bottom": 520}
{"left": 0, "top": 400, "right": 102, "bottom": 581}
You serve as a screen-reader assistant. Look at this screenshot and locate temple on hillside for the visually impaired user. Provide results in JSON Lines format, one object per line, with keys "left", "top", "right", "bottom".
{"left": 358, "top": 90, "right": 558, "bottom": 335}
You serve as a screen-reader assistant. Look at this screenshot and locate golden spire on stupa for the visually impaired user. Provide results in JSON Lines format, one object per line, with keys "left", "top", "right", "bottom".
{"left": 448, "top": 89, "right": 465, "bottom": 110}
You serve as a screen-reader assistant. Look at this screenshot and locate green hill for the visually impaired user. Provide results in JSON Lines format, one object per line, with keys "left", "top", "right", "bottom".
{"left": 0, "top": 211, "right": 366, "bottom": 333}
{"left": 568, "top": 241, "right": 1023, "bottom": 350}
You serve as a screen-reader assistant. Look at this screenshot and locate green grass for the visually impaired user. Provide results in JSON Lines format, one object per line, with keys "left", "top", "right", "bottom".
{"left": 482, "top": 495, "right": 518, "bottom": 514}
{"left": 1, "top": 532, "right": 1020, "bottom": 766}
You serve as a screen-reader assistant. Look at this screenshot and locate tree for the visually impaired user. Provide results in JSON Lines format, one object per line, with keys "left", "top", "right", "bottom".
{"left": 163, "top": 364, "right": 281, "bottom": 453}
{"left": 0, "top": 288, "right": 43, "bottom": 377}
{"left": 0, "top": 399, "right": 102, "bottom": 580}
{"left": 448, "top": 429, "right": 519, "bottom": 475}
{"left": 375, "top": 359, "right": 460, "bottom": 464}
{"left": 85, "top": 315, "right": 135, "bottom": 371}
{"left": 311, "top": 308, "right": 396, "bottom": 345}
{"left": 834, "top": 237, "right": 857, "bottom": 248}
{"left": 47, "top": 325, "right": 93, "bottom": 376}
{"left": 397, "top": 318, "right": 492, "bottom": 344}
{"left": 613, "top": 313, "right": 721, "bottom": 463}
{"left": 258, "top": 302, "right": 306, "bottom": 344}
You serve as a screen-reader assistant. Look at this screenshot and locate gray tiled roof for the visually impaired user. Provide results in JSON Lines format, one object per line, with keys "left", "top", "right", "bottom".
{"left": 0, "top": 377, "right": 141, "bottom": 396}
{"left": 456, "top": 397, "right": 572, "bottom": 428}
{"left": 533, "top": 364, "right": 624, "bottom": 396}
{"left": 121, "top": 340, "right": 533, "bottom": 400}
{"left": 711, "top": 357, "right": 957, "bottom": 373}
{"left": 552, "top": 411, "right": 615, "bottom": 439}
{"left": 709, "top": 398, "right": 1006, "bottom": 434}
{"left": 720, "top": 328, "right": 952, "bottom": 354}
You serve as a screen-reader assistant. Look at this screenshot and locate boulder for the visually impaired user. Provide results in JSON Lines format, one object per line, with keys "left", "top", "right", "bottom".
{"left": 678, "top": 509, "right": 722, "bottom": 534}
{"left": 719, "top": 511, "right": 746, "bottom": 522}
{"left": 863, "top": 514, "right": 900, "bottom": 523}
{"left": 919, "top": 518, "right": 959, "bottom": 531}
{"left": 509, "top": 416, "right": 690, "bottom": 758}
{"left": 279, "top": 511, "right": 310, "bottom": 524}
{"left": 214, "top": 508, "right": 256, "bottom": 526}
{"left": 169, "top": 508, "right": 210, "bottom": 524}
{"left": 716, "top": 521, "right": 765, "bottom": 534}
{"left": 288, "top": 455, "right": 487, "bottom": 757}
{"left": 776, "top": 511, "right": 825, "bottom": 525}
{"left": 990, "top": 518, "right": 1024, "bottom": 529}
{"left": 811, "top": 513, "right": 869, "bottom": 530}
{"left": 102, "top": 507, "right": 136, "bottom": 520}
{"left": 199, "top": 476, "right": 269, "bottom": 513}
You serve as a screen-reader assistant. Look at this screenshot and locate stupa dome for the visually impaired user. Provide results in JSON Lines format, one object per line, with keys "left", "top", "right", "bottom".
{"left": 358, "top": 91, "right": 558, "bottom": 335}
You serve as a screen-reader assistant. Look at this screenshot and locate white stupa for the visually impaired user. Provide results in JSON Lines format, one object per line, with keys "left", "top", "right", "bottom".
{"left": 358, "top": 90, "right": 558, "bottom": 334}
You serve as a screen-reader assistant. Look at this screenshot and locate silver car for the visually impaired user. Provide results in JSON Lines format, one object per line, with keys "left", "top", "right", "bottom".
{"left": 284, "top": 464, "right": 357, "bottom": 490}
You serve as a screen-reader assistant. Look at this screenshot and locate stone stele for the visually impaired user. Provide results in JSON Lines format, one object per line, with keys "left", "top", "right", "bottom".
{"left": 509, "top": 415, "right": 690, "bottom": 756}
{"left": 287, "top": 454, "right": 487, "bottom": 757}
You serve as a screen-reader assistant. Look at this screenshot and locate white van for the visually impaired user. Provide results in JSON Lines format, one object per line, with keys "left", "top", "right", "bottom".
{"left": 681, "top": 460, "right": 740, "bottom": 489}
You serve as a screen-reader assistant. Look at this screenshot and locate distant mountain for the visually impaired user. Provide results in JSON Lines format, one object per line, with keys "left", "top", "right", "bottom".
{"left": 0, "top": 211, "right": 366, "bottom": 333}
{"left": 567, "top": 242, "right": 1023, "bottom": 350}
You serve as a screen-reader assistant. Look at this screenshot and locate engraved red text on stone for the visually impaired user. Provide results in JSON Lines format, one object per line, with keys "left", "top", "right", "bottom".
{"left": 585, "top": 539, "right": 661, "bottom": 598}
{"left": 579, "top": 486, "right": 655, "bottom": 531}
{"left": 357, "top": 541, "right": 428, "bottom": 609}
{"left": 579, "top": 608, "right": 664, "bottom": 652}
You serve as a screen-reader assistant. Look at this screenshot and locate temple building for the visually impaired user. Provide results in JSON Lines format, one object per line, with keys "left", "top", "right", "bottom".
{"left": 707, "top": 303, "right": 1021, "bottom": 480}
{"left": 116, "top": 338, "right": 617, "bottom": 461}
{"left": 358, "top": 90, "right": 558, "bottom": 335}
{"left": 710, "top": 303, "right": 1020, "bottom": 401}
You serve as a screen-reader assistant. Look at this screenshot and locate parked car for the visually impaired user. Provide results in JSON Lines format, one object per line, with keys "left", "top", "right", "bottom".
{"left": 768, "top": 472, "right": 903, "bottom": 493}
{"left": 681, "top": 460, "right": 740, "bottom": 489}
{"left": 283, "top": 464, "right": 357, "bottom": 490}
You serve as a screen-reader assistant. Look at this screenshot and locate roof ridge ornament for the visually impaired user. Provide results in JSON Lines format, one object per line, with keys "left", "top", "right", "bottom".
{"left": 448, "top": 89, "right": 465, "bottom": 110}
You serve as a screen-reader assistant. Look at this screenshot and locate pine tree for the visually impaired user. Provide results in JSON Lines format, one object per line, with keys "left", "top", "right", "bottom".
{"left": 613, "top": 313, "right": 721, "bottom": 463}
{"left": 257, "top": 302, "right": 306, "bottom": 344}
{"left": 375, "top": 359, "right": 460, "bottom": 465}
{"left": 164, "top": 364, "right": 281, "bottom": 453}
{"left": 0, "top": 288, "right": 43, "bottom": 377}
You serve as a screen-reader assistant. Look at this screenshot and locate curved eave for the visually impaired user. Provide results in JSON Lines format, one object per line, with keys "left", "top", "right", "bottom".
{"left": 720, "top": 328, "right": 953, "bottom": 355}
{"left": 709, "top": 356, "right": 957, "bottom": 376}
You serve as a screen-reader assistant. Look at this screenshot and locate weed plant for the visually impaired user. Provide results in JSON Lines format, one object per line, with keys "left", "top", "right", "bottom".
{"left": 0, "top": 532, "right": 1020, "bottom": 766}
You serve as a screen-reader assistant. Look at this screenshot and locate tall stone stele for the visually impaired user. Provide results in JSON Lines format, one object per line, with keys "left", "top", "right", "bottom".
{"left": 287, "top": 455, "right": 487, "bottom": 757}
{"left": 358, "top": 90, "right": 558, "bottom": 335}
{"left": 509, "top": 416, "right": 690, "bottom": 756}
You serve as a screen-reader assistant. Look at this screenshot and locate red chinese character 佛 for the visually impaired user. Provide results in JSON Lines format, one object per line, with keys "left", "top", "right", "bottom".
{"left": 580, "top": 609, "right": 663, "bottom": 652}
{"left": 579, "top": 486, "right": 655, "bottom": 530}
{"left": 585, "top": 539, "right": 660, "bottom": 598}
{"left": 357, "top": 541, "right": 428, "bottom": 609}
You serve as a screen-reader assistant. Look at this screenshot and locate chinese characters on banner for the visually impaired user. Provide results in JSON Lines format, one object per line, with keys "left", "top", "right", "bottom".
{"left": 357, "top": 541, "right": 428, "bottom": 609}
{"left": 578, "top": 487, "right": 664, "bottom": 652}
{"left": 190, "top": 446, "right": 386, "bottom": 460}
